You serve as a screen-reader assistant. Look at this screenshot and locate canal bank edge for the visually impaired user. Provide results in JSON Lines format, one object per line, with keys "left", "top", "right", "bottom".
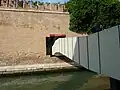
{"left": 0, "top": 63, "right": 80, "bottom": 75}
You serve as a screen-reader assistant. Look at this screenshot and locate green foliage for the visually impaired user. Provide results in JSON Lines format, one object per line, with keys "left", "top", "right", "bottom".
{"left": 66, "top": 0, "right": 120, "bottom": 34}
{"left": 18, "top": 1, "right": 23, "bottom": 8}
{"left": 32, "top": 1, "right": 43, "bottom": 6}
{"left": 38, "top": 1, "right": 44, "bottom": 5}
{"left": 32, "top": 1, "right": 37, "bottom": 6}
{"left": 45, "top": 2, "right": 50, "bottom": 5}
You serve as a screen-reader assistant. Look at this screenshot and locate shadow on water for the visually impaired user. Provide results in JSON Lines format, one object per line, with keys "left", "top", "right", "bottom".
{"left": 53, "top": 70, "right": 96, "bottom": 90}
{"left": 52, "top": 37, "right": 97, "bottom": 90}
{"left": 0, "top": 68, "right": 97, "bottom": 90}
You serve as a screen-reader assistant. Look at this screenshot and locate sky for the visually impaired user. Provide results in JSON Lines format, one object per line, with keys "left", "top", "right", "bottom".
{"left": 33, "top": 0, "right": 69, "bottom": 3}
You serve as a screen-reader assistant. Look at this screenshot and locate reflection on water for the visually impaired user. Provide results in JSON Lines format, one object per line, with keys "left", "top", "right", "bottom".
{"left": 0, "top": 70, "right": 96, "bottom": 90}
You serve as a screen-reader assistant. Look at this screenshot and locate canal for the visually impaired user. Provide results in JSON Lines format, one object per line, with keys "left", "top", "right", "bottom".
{"left": 0, "top": 70, "right": 109, "bottom": 90}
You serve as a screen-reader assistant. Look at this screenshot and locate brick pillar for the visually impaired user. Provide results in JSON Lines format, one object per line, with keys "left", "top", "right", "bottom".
{"left": 22, "top": 0, "right": 25, "bottom": 8}
{"left": 0, "top": 0, "right": 1, "bottom": 6}
{"left": 15, "top": 0, "right": 18, "bottom": 8}
{"left": 7, "top": 0, "right": 9, "bottom": 7}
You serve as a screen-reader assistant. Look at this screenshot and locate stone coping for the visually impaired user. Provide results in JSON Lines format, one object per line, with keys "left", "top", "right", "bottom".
{"left": 0, "top": 8, "right": 69, "bottom": 15}
{"left": 0, "top": 63, "right": 78, "bottom": 75}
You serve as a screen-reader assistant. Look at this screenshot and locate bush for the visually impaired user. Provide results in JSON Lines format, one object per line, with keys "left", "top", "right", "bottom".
{"left": 66, "top": 0, "right": 120, "bottom": 34}
{"left": 18, "top": 1, "right": 23, "bottom": 8}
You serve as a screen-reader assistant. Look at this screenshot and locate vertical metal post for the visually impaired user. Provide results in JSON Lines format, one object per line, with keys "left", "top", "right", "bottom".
{"left": 98, "top": 32, "right": 101, "bottom": 74}
{"left": 118, "top": 25, "right": 120, "bottom": 48}
{"left": 77, "top": 37, "right": 80, "bottom": 65}
{"left": 86, "top": 36, "right": 89, "bottom": 69}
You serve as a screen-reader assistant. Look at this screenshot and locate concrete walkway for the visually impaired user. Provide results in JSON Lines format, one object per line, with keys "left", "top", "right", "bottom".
{"left": 0, "top": 62, "right": 78, "bottom": 74}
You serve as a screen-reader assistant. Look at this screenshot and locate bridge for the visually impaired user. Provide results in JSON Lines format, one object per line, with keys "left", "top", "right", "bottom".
{"left": 46, "top": 25, "right": 120, "bottom": 90}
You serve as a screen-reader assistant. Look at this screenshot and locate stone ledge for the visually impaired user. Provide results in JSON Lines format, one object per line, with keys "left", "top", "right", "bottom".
{"left": 0, "top": 8, "right": 69, "bottom": 15}
{"left": 0, "top": 63, "right": 78, "bottom": 75}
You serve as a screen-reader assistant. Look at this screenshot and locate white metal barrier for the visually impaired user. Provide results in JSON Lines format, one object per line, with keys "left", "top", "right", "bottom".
{"left": 52, "top": 25, "right": 120, "bottom": 80}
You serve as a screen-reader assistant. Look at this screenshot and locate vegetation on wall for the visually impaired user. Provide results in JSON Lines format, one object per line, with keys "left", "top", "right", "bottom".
{"left": 18, "top": 1, "right": 23, "bottom": 8}
{"left": 31, "top": 1, "right": 44, "bottom": 6}
{"left": 65, "top": 0, "right": 120, "bottom": 34}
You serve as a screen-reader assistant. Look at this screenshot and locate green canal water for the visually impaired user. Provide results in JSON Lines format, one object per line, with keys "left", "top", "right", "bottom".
{"left": 0, "top": 70, "right": 96, "bottom": 90}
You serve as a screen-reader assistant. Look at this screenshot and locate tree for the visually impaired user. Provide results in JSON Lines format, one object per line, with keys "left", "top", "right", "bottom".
{"left": 32, "top": 1, "right": 37, "bottom": 6}
{"left": 38, "top": 1, "right": 44, "bottom": 5}
{"left": 66, "top": 0, "right": 120, "bottom": 34}
{"left": 18, "top": 0, "right": 23, "bottom": 8}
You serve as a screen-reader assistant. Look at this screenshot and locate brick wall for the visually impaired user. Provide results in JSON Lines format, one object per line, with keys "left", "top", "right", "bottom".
{"left": 0, "top": 9, "right": 79, "bottom": 65}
